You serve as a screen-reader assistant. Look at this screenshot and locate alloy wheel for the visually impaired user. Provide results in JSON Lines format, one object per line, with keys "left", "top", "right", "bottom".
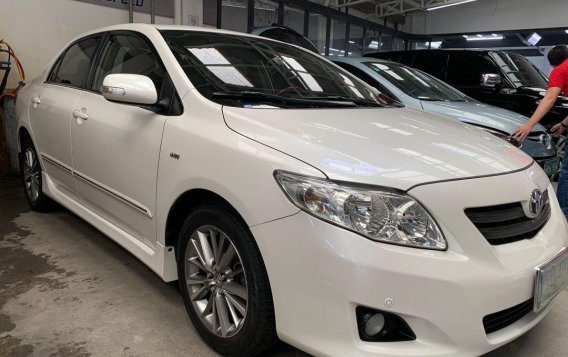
{"left": 184, "top": 225, "right": 248, "bottom": 338}
{"left": 23, "top": 148, "right": 40, "bottom": 202}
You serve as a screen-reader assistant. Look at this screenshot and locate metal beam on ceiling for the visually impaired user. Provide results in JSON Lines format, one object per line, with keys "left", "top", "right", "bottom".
{"left": 331, "top": 0, "right": 476, "bottom": 17}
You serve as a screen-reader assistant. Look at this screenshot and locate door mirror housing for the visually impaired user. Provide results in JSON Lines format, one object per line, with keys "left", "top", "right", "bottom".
{"left": 480, "top": 73, "right": 502, "bottom": 88}
{"left": 101, "top": 74, "right": 158, "bottom": 105}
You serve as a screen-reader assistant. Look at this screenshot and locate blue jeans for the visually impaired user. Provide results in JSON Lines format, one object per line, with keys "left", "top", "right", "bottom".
{"left": 557, "top": 149, "right": 568, "bottom": 216}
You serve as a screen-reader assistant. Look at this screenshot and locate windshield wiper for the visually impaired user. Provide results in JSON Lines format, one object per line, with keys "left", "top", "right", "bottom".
{"left": 213, "top": 91, "right": 360, "bottom": 108}
{"left": 417, "top": 96, "right": 446, "bottom": 101}
{"left": 303, "top": 95, "right": 385, "bottom": 107}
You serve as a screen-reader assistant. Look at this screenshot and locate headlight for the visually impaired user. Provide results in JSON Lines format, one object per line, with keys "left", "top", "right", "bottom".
{"left": 274, "top": 171, "right": 446, "bottom": 250}
{"left": 478, "top": 127, "right": 522, "bottom": 148}
{"left": 539, "top": 133, "right": 553, "bottom": 150}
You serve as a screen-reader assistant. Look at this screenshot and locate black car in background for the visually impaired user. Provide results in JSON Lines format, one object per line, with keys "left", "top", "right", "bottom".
{"left": 366, "top": 49, "right": 568, "bottom": 130}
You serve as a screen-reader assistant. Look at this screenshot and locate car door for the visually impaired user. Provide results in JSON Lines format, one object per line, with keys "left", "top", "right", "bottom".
{"left": 29, "top": 35, "right": 102, "bottom": 199}
{"left": 446, "top": 52, "right": 511, "bottom": 109}
{"left": 70, "top": 31, "right": 171, "bottom": 249}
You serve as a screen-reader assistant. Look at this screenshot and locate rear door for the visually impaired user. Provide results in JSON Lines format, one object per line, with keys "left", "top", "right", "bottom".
{"left": 29, "top": 35, "right": 102, "bottom": 199}
{"left": 70, "top": 31, "right": 172, "bottom": 248}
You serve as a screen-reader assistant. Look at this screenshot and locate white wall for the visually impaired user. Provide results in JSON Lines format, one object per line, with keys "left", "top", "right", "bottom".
{"left": 0, "top": 0, "right": 176, "bottom": 89}
{"left": 405, "top": 0, "right": 568, "bottom": 35}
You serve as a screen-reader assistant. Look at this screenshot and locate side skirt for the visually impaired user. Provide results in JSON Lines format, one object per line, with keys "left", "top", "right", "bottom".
{"left": 42, "top": 171, "right": 178, "bottom": 282}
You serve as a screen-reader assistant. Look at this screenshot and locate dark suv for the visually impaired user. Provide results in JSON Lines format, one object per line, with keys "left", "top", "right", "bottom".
{"left": 366, "top": 49, "right": 568, "bottom": 130}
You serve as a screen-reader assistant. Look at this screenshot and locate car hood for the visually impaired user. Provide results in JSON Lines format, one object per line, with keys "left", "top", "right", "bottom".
{"left": 516, "top": 86, "right": 568, "bottom": 106}
{"left": 420, "top": 100, "right": 548, "bottom": 134}
{"left": 223, "top": 106, "right": 533, "bottom": 190}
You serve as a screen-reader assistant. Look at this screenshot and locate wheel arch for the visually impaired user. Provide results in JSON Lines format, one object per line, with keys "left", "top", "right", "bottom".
{"left": 18, "top": 125, "right": 33, "bottom": 152}
{"left": 164, "top": 188, "right": 250, "bottom": 256}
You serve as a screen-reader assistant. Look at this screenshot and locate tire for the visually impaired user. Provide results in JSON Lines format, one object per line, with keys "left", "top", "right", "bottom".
{"left": 20, "top": 138, "right": 55, "bottom": 212}
{"left": 177, "top": 203, "right": 277, "bottom": 356}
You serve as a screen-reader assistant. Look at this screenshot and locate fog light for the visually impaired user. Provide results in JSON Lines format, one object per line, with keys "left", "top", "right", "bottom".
{"left": 363, "top": 312, "right": 386, "bottom": 337}
{"left": 356, "top": 306, "right": 416, "bottom": 342}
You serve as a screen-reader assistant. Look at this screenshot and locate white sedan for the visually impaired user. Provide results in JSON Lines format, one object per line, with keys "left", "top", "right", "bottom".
{"left": 15, "top": 24, "right": 568, "bottom": 356}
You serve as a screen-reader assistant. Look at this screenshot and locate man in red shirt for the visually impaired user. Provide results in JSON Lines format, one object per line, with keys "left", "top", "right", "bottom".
{"left": 513, "top": 45, "right": 568, "bottom": 218}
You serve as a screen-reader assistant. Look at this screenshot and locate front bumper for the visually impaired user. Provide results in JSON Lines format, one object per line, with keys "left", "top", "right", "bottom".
{"left": 252, "top": 165, "right": 568, "bottom": 357}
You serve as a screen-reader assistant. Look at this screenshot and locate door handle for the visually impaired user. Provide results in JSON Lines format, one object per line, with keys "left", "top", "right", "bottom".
{"left": 31, "top": 97, "right": 41, "bottom": 105}
{"left": 72, "top": 110, "right": 89, "bottom": 120}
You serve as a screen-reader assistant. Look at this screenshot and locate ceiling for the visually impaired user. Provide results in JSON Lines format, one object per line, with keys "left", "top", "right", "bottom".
{"left": 310, "top": 0, "right": 476, "bottom": 17}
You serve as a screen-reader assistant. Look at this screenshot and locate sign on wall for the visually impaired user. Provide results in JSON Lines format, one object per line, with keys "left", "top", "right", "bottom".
{"left": 75, "top": 0, "right": 174, "bottom": 18}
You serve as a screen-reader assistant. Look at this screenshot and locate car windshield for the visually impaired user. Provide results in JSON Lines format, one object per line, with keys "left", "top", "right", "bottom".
{"left": 161, "top": 30, "right": 397, "bottom": 108}
{"left": 364, "top": 61, "right": 467, "bottom": 102}
{"left": 492, "top": 52, "right": 548, "bottom": 88}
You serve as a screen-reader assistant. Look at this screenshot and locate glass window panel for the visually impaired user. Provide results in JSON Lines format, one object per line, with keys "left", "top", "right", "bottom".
{"left": 308, "top": 13, "right": 327, "bottom": 55}
{"left": 51, "top": 37, "right": 101, "bottom": 88}
{"left": 394, "top": 38, "right": 405, "bottom": 51}
{"left": 380, "top": 33, "right": 393, "bottom": 51}
{"left": 161, "top": 30, "right": 392, "bottom": 108}
{"left": 222, "top": 0, "right": 247, "bottom": 33}
{"left": 447, "top": 53, "right": 498, "bottom": 87}
{"left": 203, "top": 0, "right": 218, "bottom": 27}
{"left": 364, "top": 29, "right": 379, "bottom": 54}
{"left": 329, "top": 19, "right": 346, "bottom": 57}
{"left": 349, "top": 25, "right": 364, "bottom": 57}
{"left": 283, "top": 5, "right": 304, "bottom": 34}
{"left": 254, "top": 0, "right": 279, "bottom": 27}
{"left": 92, "top": 35, "right": 165, "bottom": 92}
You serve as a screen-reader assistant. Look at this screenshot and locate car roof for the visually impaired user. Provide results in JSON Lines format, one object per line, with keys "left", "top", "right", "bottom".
{"left": 365, "top": 48, "right": 496, "bottom": 56}
{"left": 67, "top": 23, "right": 276, "bottom": 44}
{"left": 328, "top": 56, "right": 401, "bottom": 65}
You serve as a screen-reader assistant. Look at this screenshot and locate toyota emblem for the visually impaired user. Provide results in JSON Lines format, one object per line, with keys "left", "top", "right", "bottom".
{"left": 529, "top": 190, "right": 543, "bottom": 217}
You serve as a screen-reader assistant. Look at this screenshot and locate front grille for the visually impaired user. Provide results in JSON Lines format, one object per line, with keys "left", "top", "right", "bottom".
{"left": 483, "top": 299, "right": 534, "bottom": 334}
{"left": 464, "top": 190, "right": 550, "bottom": 245}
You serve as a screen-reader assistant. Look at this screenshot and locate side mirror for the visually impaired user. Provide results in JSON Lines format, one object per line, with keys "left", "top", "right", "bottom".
{"left": 101, "top": 74, "right": 157, "bottom": 105}
{"left": 480, "top": 73, "right": 502, "bottom": 88}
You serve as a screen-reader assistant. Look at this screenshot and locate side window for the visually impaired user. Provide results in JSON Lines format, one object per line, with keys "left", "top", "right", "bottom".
{"left": 92, "top": 34, "right": 165, "bottom": 93}
{"left": 48, "top": 37, "right": 101, "bottom": 88}
{"left": 447, "top": 53, "right": 499, "bottom": 87}
{"left": 334, "top": 62, "right": 398, "bottom": 100}
{"left": 412, "top": 53, "right": 448, "bottom": 80}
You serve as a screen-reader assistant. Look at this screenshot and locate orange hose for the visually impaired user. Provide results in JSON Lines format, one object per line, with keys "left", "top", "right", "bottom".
{"left": 0, "top": 39, "right": 25, "bottom": 101}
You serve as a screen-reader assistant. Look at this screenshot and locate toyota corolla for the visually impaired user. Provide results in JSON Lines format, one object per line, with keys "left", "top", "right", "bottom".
{"left": 15, "top": 24, "right": 568, "bottom": 357}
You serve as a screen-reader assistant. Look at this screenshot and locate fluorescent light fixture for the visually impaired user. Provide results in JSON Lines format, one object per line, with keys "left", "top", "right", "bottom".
{"left": 427, "top": 0, "right": 477, "bottom": 11}
{"left": 430, "top": 41, "right": 442, "bottom": 49}
{"left": 526, "top": 32, "right": 542, "bottom": 46}
{"left": 464, "top": 35, "right": 503, "bottom": 41}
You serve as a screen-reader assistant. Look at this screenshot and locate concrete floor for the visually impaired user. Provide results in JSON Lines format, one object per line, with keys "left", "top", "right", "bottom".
{"left": 0, "top": 177, "right": 566, "bottom": 357}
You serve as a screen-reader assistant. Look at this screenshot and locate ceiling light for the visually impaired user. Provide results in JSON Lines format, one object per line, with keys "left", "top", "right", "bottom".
{"left": 565, "top": 29, "right": 568, "bottom": 34}
{"left": 427, "top": 0, "right": 477, "bottom": 11}
{"left": 465, "top": 35, "right": 503, "bottom": 41}
{"left": 526, "top": 32, "right": 542, "bottom": 46}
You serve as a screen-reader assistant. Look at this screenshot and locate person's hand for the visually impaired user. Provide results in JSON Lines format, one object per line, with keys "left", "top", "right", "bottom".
{"left": 550, "top": 122, "right": 566, "bottom": 137}
{"left": 512, "top": 124, "right": 534, "bottom": 141}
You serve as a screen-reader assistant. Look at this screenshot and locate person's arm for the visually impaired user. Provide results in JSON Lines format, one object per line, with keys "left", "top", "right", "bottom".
{"left": 550, "top": 115, "right": 568, "bottom": 137}
{"left": 512, "top": 87, "right": 562, "bottom": 141}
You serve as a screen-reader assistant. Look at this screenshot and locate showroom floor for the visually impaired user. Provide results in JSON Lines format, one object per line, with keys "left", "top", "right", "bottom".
{"left": 0, "top": 177, "right": 566, "bottom": 357}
